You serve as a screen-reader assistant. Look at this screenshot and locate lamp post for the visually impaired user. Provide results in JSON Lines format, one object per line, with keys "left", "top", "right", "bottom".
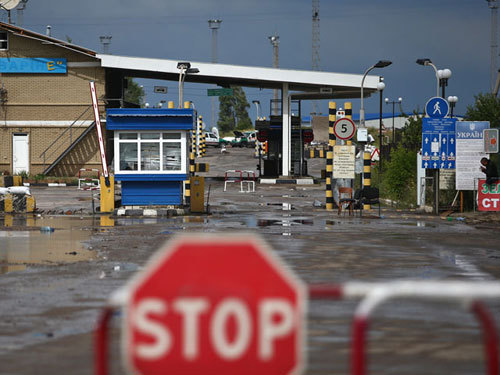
{"left": 360, "top": 60, "right": 392, "bottom": 128}
{"left": 438, "top": 68, "right": 452, "bottom": 98}
{"left": 177, "top": 62, "right": 199, "bottom": 108}
{"left": 252, "top": 100, "right": 261, "bottom": 120}
{"left": 447, "top": 96, "right": 458, "bottom": 117}
{"left": 377, "top": 80, "right": 385, "bottom": 172}
{"left": 384, "top": 97, "right": 402, "bottom": 143}
{"left": 416, "top": 58, "right": 449, "bottom": 216}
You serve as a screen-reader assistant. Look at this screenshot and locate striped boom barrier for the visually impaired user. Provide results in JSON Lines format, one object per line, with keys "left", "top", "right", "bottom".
{"left": 326, "top": 101, "right": 336, "bottom": 210}
{"left": 363, "top": 152, "right": 371, "bottom": 210}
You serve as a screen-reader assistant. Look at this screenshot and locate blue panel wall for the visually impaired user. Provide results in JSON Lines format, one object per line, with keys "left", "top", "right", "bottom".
{"left": 121, "top": 180, "right": 182, "bottom": 206}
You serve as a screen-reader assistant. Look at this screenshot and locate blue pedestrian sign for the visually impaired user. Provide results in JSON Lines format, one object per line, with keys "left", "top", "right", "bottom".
{"left": 422, "top": 117, "right": 457, "bottom": 169}
{"left": 425, "top": 97, "right": 449, "bottom": 118}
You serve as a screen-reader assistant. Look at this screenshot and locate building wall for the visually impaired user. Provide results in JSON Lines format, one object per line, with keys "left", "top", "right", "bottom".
{"left": 0, "top": 30, "right": 106, "bottom": 176}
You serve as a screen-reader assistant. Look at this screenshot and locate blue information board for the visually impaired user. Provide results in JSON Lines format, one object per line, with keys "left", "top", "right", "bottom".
{"left": 0, "top": 58, "right": 67, "bottom": 73}
{"left": 422, "top": 117, "right": 456, "bottom": 169}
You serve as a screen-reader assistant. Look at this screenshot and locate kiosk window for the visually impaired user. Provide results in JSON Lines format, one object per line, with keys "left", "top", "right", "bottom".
{"left": 163, "top": 142, "right": 181, "bottom": 170}
{"left": 115, "top": 131, "right": 186, "bottom": 174}
{"left": 119, "top": 143, "right": 138, "bottom": 170}
{"left": 141, "top": 143, "right": 160, "bottom": 171}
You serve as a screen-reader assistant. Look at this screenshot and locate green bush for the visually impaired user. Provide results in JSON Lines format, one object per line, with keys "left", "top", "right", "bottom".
{"left": 381, "top": 146, "right": 417, "bottom": 206}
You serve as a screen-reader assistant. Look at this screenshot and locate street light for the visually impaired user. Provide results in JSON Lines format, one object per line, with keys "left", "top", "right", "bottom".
{"left": 177, "top": 62, "right": 199, "bottom": 108}
{"left": 377, "top": 80, "right": 385, "bottom": 172}
{"left": 252, "top": 100, "right": 261, "bottom": 120}
{"left": 416, "top": 58, "right": 439, "bottom": 97}
{"left": 384, "top": 97, "right": 402, "bottom": 143}
{"left": 360, "top": 60, "right": 392, "bottom": 128}
{"left": 438, "top": 69, "right": 452, "bottom": 98}
{"left": 447, "top": 95, "right": 458, "bottom": 117}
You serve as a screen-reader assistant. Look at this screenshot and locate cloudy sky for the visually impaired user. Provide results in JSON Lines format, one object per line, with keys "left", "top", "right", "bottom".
{"left": 6, "top": 0, "right": 494, "bottom": 127}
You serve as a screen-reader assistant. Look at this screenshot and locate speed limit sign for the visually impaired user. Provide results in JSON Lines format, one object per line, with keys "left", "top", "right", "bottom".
{"left": 333, "top": 118, "right": 356, "bottom": 140}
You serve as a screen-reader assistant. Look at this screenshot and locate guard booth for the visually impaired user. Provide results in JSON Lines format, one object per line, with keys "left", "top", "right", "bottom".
{"left": 107, "top": 108, "right": 193, "bottom": 206}
{"left": 255, "top": 100, "right": 313, "bottom": 177}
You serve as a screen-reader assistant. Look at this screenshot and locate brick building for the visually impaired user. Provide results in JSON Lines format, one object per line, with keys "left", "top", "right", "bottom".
{"left": 0, "top": 21, "right": 106, "bottom": 177}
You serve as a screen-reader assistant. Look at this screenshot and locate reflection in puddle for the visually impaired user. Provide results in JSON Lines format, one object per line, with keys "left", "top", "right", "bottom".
{"left": 0, "top": 217, "right": 97, "bottom": 275}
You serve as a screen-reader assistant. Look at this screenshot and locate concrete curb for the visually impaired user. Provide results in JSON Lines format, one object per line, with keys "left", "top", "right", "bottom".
{"left": 259, "top": 178, "right": 316, "bottom": 185}
{"left": 23, "top": 182, "right": 78, "bottom": 187}
{"left": 115, "top": 208, "right": 187, "bottom": 217}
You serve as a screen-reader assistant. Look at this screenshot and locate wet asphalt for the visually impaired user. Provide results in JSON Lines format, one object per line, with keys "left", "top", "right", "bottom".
{"left": 1, "top": 147, "right": 500, "bottom": 375}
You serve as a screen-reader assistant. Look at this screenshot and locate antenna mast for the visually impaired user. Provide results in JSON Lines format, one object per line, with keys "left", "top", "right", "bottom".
{"left": 312, "top": 0, "right": 320, "bottom": 115}
{"left": 487, "top": 0, "right": 499, "bottom": 93}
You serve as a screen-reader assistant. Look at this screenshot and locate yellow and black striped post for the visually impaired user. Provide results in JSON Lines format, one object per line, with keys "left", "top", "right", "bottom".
{"left": 197, "top": 115, "right": 203, "bottom": 157}
{"left": 363, "top": 151, "right": 371, "bottom": 210}
{"left": 202, "top": 131, "right": 206, "bottom": 156}
{"left": 326, "top": 101, "right": 336, "bottom": 210}
{"left": 344, "top": 102, "right": 352, "bottom": 146}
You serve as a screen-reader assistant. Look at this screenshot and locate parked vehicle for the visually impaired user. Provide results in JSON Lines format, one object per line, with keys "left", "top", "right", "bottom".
{"left": 204, "top": 132, "right": 220, "bottom": 147}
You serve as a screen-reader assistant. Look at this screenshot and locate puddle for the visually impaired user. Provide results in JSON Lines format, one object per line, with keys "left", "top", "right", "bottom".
{"left": 265, "top": 203, "right": 294, "bottom": 210}
{"left": 0, "top": 216, "right": 97, "bottom": 275}
{"left": 398, "top": 221, "right": 437, "bottom": 228}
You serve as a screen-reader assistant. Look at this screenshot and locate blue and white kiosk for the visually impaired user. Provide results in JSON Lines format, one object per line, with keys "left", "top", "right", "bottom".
{"left": 107, "top": 108, "right": 193, "bottom": 206}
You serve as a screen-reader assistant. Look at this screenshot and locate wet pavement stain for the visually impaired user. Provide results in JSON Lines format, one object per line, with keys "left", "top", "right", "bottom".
{"left": 0, "top": 216, "right": 97, "bottom": 274}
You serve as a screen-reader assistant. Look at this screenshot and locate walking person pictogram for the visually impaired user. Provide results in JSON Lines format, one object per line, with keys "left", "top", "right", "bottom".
{"left": 433, "top": 102, "right": 441, "bottom": 115}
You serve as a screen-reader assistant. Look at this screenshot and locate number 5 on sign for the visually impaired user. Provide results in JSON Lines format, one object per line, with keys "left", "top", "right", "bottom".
{"left": 333, "top": 118, "right": 356, "bottom": 140}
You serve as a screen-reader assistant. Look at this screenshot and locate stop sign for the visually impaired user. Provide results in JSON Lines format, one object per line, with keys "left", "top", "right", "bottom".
{"left": 123, "top": 234, "right": 306, "bottom": 375}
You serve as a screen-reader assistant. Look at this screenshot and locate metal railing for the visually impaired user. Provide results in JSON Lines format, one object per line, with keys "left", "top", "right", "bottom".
{"left": 39, "top": 105, "right": 93, "bottom": 169}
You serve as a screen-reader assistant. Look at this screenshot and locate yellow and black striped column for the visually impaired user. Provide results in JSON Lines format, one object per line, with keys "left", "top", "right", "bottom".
{"left": 344, "top": 102, "right": 352, "bottom": 145}
{"left": 202, "top": 131, "right": 206, "bottom": 156}
{"left": 197, "top": 116, "right": 203, "bottom": 157}
{"left": 326, "top": 101, "right": 336, "bottom": 210}
{"left": 363, "top": 151, "right": 371, "bottom": 210}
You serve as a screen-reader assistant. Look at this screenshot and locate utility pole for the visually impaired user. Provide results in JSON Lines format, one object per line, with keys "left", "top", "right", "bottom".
{"left": 312, "top": 0, "right": 320, "bottom": 115}
{"left": 487, "top": 0, "right": 498, "bottom": 93}
{"left": 208, "top": 19, "right": 222, "bottom": 128}
{"left": 268, "top": 34, "right": 279, "bottom": 115}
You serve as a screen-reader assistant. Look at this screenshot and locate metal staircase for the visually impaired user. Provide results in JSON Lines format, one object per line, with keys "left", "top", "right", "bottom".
{"left": 40, "top": 105, "right": 96, "bottom": 175}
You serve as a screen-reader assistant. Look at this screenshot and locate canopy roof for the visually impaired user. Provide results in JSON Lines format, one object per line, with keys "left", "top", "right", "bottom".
{"left": 98, "top": 54, "right": 381, "bottom": 99}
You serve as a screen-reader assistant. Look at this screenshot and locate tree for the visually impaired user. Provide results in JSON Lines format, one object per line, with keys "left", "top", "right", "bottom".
{"left": 217, "top": 86, "right": 252, "bottom": 133}
{"left": 465, "top": 93, "right": 500, "bottom": 128}
{"left": 400, "top": 110, "right": 423, "bottom": 151}
{"left": 124, "top": 78, "right": 145, "bottom": 107}
{"left": 381, "top": 146, "right": 417, "bottom": 205}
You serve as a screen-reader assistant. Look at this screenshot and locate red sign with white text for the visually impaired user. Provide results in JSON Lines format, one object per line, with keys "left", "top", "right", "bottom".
{"left": 478, "top": 179, "right": 500, "bottom": 211}
{"left": 123, "top": 234, "right": 306, "bottom": 375}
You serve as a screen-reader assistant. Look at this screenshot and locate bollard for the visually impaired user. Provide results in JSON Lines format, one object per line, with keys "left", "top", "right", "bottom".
{"left": 184, "top": 101, "right": 190, "bottom": 109}
{"left": 168, "top": 101, "right": 175, "bottom": 109}
{"left": 363, "top": 152, "right": 371, "bottom": 210}
{"left": 184, "top": 179, "right": 191, "bottom": 206}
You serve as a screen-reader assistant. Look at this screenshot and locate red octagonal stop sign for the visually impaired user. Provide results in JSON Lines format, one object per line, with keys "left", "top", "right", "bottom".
{"left": 123, "top": 234, "right": 307, "bottom": 375}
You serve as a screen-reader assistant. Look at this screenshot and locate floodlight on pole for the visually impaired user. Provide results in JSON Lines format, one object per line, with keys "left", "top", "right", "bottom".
{"left": 177, "top": 62, "right": 199, "bottom": 108}
{"left": 252, "top": 100, "right": 261, "bottom": 120}
{"left": 208, "top": 19, "right": 222, "bottom": 128}
{"left": 360, "top": 60, "right": 392, "bottom": 128}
